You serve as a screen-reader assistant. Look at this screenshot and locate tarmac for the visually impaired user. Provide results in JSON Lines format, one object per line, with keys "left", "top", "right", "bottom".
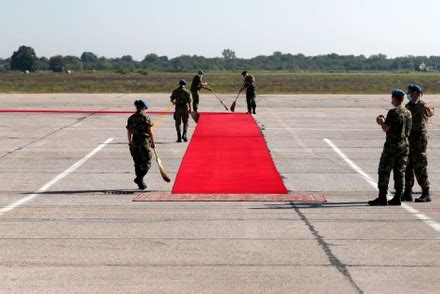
{"left": 0, "top": 93, "right": 439, "bottom": 293}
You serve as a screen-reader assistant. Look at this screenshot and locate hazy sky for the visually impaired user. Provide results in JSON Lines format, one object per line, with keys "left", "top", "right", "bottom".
{"left": 2, "top": 0, "right": 440, "bottom": 59}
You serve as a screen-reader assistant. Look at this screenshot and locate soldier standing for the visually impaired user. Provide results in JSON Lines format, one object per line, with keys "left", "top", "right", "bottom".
{"left": 369, "top": 89, "right": 412, "bottom": 206}
{"left": 126, "top": 100, "right": 155, "bottom": 190}
{"left": 190, "top": 70, "right": 208, "bottom": 112}
{"left": 171, "top": 79, "right": 192, "bottom": 142}
{"left": 402, "top": 84, "right": 435, "bottom": 202}
{"left": 238, "top": 71, "right": 257, "bottom": 114}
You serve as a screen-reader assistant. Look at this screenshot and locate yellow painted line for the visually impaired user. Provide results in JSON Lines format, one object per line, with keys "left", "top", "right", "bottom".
{"left": 151, "top": 105, "right": 173, "bottom": 133}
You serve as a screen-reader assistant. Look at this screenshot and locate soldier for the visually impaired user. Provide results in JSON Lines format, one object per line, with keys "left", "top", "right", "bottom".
{"left": 171, "top": 79, "right": 192, "bottom": 142}
{"left": 238, "top": 71, "right": 257, "bottom": 114}
{"left": 369, "top": 89, "right": 412, "bottom": 206}
{"left": 402, "top": 84, "right": 435, "bottom": 202}
{"left": 126, "top": 100, "right": 155, "bottom": 190}
{"left": 190, "top": 70, "right": 208, "bottom": 112}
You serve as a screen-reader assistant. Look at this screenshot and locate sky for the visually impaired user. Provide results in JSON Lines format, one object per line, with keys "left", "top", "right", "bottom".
{"left": 2, "top": 0, "right": 440, "bottom": 60}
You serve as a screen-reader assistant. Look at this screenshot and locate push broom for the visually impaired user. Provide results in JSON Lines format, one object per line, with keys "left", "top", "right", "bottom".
{"left": 230, "top": 93, "right": 240, "bottom": 112}
{"left": 152, "top": 148, "right": 171, "bottom": 183}
{"left": 207, "top": 87, "right": 229, "bottom": 111}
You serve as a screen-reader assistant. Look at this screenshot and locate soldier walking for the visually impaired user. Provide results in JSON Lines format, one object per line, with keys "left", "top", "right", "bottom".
{"left": 402, "top": 84, "right": 435, "bottom": 202}
{"left": 190, "top": 70, "right": 208, "bottom": 112}
{"left": 369, "top": 89, "right": 412, "bottom": 206}
{"left": 238, "top": 71, "right": 257, "bottom": 114}
{"left": 171, "top": 79, "right": 192, "bottom": 142}
{"left": 126, "top": 100, "right": 155, "bottom": 190}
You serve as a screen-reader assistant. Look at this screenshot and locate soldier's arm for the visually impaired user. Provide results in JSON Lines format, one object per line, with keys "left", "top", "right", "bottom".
{"left": 127, "top": 130, "right": 132, "bottom": 145}
{"left": 238, "top": 82, "right": 246, "bottom": 95}
{"left": 381, "top": 124, "right": 390, "bottom": 132}
{"left": 148, "top": 128, "right": 155, "bottom": 149}
{"left": 380, "top": 111, "right": 392, "bottom": 132}
{"left": 188, "top": 94, "right": 192, "bottom": 112}
{"left": 425, "top": 105, "right": 435, "bottom": 117}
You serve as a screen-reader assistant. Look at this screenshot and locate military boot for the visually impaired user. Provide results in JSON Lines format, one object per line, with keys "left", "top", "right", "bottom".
{"left": 401, "top": 188, "right": 413, "bottom": 202}
{"left": 176, "top": 130, "right": 182, "bottom": 143}
{"left": 134, "top": 169, "right": 146, "bottom": 190}
{"left": 182, "top": 131, "right": 188, "bottom": 142}
{"left": 368, "top": 189, "right": 388, "bottom": 206}
{"left": 388, "top": 191, "right": 402, "bottom": 206}
{"left": 415, "top": 188, "right": 431, "bottom": 203}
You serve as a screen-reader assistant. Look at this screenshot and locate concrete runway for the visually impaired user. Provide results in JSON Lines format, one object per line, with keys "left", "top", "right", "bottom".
{"left": 0, "top": 93, "right": 439, "bottom": 293}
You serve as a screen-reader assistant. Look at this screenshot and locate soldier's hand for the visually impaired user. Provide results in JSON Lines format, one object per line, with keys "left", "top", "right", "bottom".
{"left": 150, "top": 142, "right": 155, "bottom": 149}
{"left": 425, "top": 105, "right": 435, "bottom": 117}
{"left": 376, "top": 115, "right": 385, "bottom": 125}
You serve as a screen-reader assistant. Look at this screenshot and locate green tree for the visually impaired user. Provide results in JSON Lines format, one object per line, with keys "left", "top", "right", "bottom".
{"left": 63, "top": 55, "right": 83, "bottom": 70}
{"left": 10, "top": 45, "right": 37, "bottom": 72}
{"left": 35, "top": 57, "right": 49, "bottom": 71}
{"left": 80, "top": 52, "right": 98, "bottom": 70}
{"left": 222, "top": 49, "right": 236, "bottom": 60}
{"left": 49, "top": 55, "right": 65, "bottom": 72}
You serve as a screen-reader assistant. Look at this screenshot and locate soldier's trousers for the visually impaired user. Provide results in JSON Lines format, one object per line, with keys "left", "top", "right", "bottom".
{"left": 130, "top": 141, "right": 152, "bottom": 178}
{"left": 174, "top": 109, "right": 189, "bottom": 134}
{"left": 191, "top": 91, "right": 200, "bottom": 112}
{"left": 405, "top": 132, "right": 430, "bottom": 190}
{"left": 378, "top": 141, "right": 409, "bottom": 192}
{"left": 246, "top": 95, "right": 256, "bottom": 113}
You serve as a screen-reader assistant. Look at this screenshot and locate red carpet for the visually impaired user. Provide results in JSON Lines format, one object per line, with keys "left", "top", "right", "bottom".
{"left": 172, "top": 113, "right": 288, "bottom": 194}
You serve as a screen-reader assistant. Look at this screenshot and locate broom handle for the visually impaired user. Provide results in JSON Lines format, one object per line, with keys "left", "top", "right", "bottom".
{"left": 207, "top": 88, "right": 229, "bottom": 111}
{"left": 152, "top": 148, "right": 159, "bottom": 161}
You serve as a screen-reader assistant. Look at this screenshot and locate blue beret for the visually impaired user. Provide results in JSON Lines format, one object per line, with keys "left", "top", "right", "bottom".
{"left": 408, "top": 84, "right": 423, "bottom": 93}
{"left": 392, "top": 89, "right": 405, "bottom": 98}
{"left": 179, "top": 79, "right": 187, "bottom": 86}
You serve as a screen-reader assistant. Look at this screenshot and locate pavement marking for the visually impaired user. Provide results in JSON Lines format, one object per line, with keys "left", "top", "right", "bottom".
{"left": 324, "top": 138, "right": 440, "bottom": 233}
{"left": 152, "top": 105, "right": 173, "bottom": 132}
{"left": 0, "top": 138, "right": 114, "bottom": 216}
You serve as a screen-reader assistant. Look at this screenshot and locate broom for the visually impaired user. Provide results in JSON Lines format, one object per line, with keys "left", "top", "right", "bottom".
{"left": 190, "top": 111, "right": 200, "bottom": 123}
{"left": 207, "top": 88, "right": 229, "bottom": 111}
{"left": 230, "top": 94, "right": 240, "bottom": 112}
{"left": 153, "top": 148, "right": 171, "bottom": 183}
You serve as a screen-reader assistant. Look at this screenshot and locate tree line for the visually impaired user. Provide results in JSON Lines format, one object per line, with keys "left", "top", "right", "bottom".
{"left": 0, "top": 45, "right": 439, "bottom": 73}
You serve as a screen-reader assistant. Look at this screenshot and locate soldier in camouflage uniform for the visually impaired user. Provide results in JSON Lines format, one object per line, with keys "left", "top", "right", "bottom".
{"left": 126, "top": 100, "right": 155, "bottom": 190}
{"left": 190, "top": 70, "right": 208, "bottom": 112}
{"left": 171, "top": 79, "right": 192, "bottom": 142}
{"left": 402, "top": 84, "right": 435, "bottom": 203}
{"left": 238, "top": 71, "right": 257, "bottom": 114}
{"left": 369, "top": 89, "right": 412, "bottom": 206}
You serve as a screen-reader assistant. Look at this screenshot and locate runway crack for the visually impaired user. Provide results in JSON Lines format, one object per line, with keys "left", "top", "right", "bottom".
{"left": 290, "top": 202, "right": 364, "bottom": 294}
{"left": 0, "top": 113, "right": 96, "bottom": 159}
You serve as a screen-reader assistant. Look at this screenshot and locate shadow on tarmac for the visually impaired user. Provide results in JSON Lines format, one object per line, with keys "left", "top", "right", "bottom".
{"left": 251, "top": 201, "right": 368, "bottom": 210}
{"left": 22, "top": 189, "right": 142, "bottom": 195}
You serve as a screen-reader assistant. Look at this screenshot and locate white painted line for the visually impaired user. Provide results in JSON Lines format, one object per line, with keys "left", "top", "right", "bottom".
{"left": 324, "top": 138, "right": 440, "bottom": 233}
{"left": 0, "top": 138, "right": 114, "bottom": 216}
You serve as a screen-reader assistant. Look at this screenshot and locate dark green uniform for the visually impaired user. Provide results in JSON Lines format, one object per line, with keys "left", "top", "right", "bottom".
{"left": 190, "top": 75, "right": 202, "bottom": 112}
{"left": 126, "top": 110, "right": 153, "bottom": 182}
{"left": 171, "top": 86, "right": 191, "bottom": 137}
{"left": 378, "top": 105, "right": 412, "bottom": 193}
{"left": 243, "top": 75, "right": 256, "bottom": 113}
{"left": 405, "top": 100, "right": 430, "bottom": 191}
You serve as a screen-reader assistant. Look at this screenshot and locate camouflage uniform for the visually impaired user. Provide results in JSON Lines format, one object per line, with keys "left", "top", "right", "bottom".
{"left": 126, "top": 110, "right": 153, "bottom": 182}
{"left": 378, "top": 105, "right": 412, "bottom": 193}
{"left": 190, "top": 75, "right": 202, "bottom": 112}
{"left": 244, "top": 75, "right": 257, "bottom": 113}
{"left": 171, "top": 86, "right": 191, "bottom": 138}
{"left": 405, "top": 100, "right": 430, "bottom": 191}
